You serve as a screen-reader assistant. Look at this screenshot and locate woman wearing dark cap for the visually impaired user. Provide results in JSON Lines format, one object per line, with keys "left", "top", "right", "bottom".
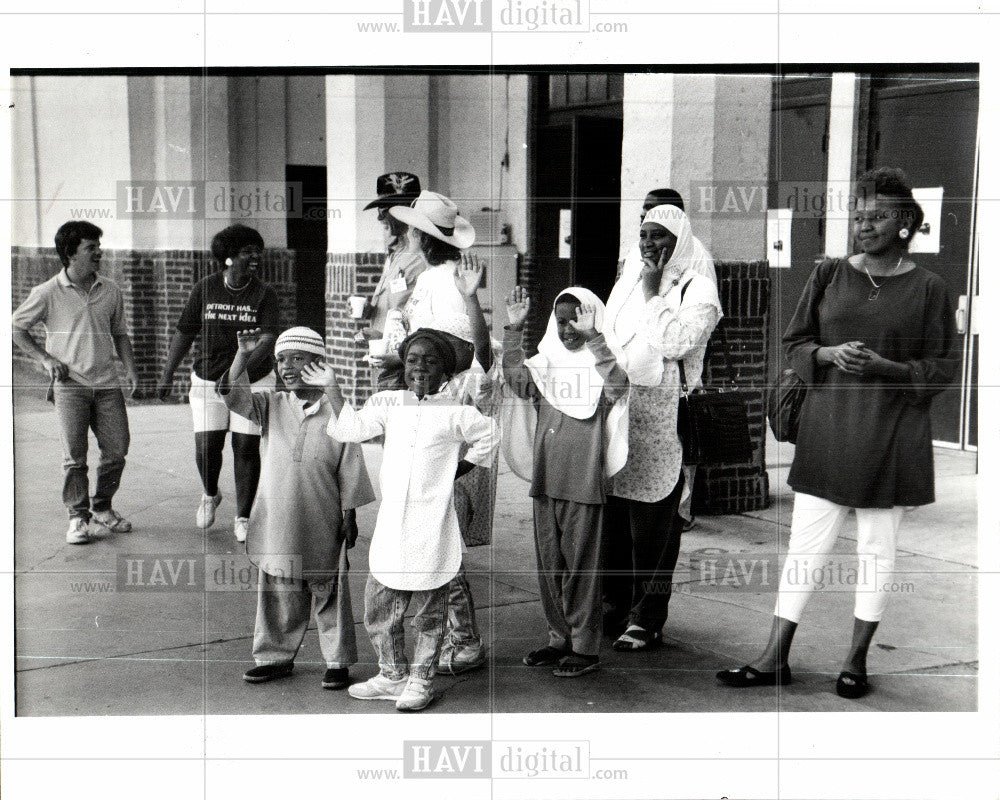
{"left": 717, "top": 167, "right": 959, "bottom": 699}
{"left": 360, "top": 172, "right": 427, "bottom": 342}
{"left": 156, "top": 224, "right": 279, "bottom": 542}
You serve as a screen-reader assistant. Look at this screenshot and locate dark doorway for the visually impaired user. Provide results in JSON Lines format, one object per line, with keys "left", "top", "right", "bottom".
{"left": 572, "top": 115, "right": 624, "bottom": 302}
{"left": 529, "top": 74, "right": 624, "bottom": 349}
{"left": 863, "top": 75, "right": 979, "bottom": 446}
{"left": 286, "top": 164, "right": 328, "bottom": 333}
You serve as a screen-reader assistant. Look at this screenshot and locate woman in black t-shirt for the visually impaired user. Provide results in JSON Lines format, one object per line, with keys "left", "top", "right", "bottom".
{"left": 156, "top": 225, "right": 278, "bottom": 541}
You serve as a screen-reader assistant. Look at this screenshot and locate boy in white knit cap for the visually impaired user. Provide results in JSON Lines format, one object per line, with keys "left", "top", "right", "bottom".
{"left": 221, "top": 326, "right": 375, "bottom": 689}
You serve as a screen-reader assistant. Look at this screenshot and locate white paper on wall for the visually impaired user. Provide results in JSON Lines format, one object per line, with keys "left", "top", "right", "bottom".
{"left": 559, "top": 208, "right": 572, "bottom": 260}
{"left": 910, "top": 186, "right": 944, "bottom": 254}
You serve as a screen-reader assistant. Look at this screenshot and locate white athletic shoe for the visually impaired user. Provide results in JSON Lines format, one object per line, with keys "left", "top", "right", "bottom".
{"left": 196, "top": 493, "right": 222, "bottom": 529}
{"left": 347, "top": 673, "right": 408, "bottom": 701}
{"left": 66, "top": 517, "right": 90, "bottom": 545}
{"left": 395, "top": 676, "right": 435, "bottom": 712}
{"left": 234, "top": 517, "right": 249, "bottom": 543}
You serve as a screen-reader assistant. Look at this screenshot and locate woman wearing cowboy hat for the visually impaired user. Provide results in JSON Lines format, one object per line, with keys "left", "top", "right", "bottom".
{"left": 388, "top": 190, "right": 491, "bottom": 373}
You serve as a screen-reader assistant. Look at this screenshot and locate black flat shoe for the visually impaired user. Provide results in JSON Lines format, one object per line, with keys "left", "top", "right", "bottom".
{"left": 836, "top": 671, "right": 869, "bottom": 699}
{"left": 716, "top": 664, "right": 792, "bottom": 687}
{"left": 322, "top": 667, "right": 350, "bottom": 690}
{"left": 523, "top": 646, "right": 569, "bottom": 666}
{"left": 243, "top": 662, "right": 294, "bottom": 684}
{"left": 552, "top": 654, "right": 600, "bottom": 678}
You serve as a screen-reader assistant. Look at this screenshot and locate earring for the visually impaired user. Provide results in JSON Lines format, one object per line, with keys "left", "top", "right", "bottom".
{"left": 225, "top": 258, "right": 234, "bottom": 266}
{"left": 899, "top": 229, "right": 909, "bottom": 239}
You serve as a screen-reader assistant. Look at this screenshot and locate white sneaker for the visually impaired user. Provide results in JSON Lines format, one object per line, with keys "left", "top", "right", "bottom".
{"left": 66, "top": 517, "right": 90, "bottom": 545}
{"left": 348, "top": 673, "right": 408, "bottom": 701}
{"left": 234, "top": 517, "right": 249, "bottom": 543}
{"left": 196, "top": 493, "right": 222, "bottom": 529}
{"left": 395, "top": 676, "right": 434, "bottom": 712}
{"left": 438, "top": 641, "right": 487, "bottom": 676}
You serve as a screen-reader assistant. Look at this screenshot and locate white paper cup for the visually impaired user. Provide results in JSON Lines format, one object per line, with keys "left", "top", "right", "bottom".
{"left": 348, "top": 296, "right": 367, "bottom": 319}
{"left": 368, "top": 338, "right": 390, "bottom": 357}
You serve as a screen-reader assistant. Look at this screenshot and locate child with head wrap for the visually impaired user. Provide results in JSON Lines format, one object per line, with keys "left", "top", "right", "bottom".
{"left": 501, "top": 285, "right": 630, "bottom": 677}
{"left": 321, "top": 328, "right": 500, "bottom": 712}
{"left": 373, "top": 258, "right": 499, "bottom": 678}
{"left": 220, "top": 326, "right": 376, "bottom": 690}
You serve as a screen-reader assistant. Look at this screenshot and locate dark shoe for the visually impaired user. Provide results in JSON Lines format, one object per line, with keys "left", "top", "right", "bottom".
{"left": 553, "top": 653, "right": 600, "bottom": 678}
{"left": 523, "top": 646, "right": 569, "bottom": 667}
{"left": 836, "top": 671, "right": 869, "bottom": 699}
{"left": 322, "top": 667, "right": 350, "bottom": 690}
{"left": 243, "top": 662, "right": 294, "bottom": 684}
{"left": 716, "top": 664, "right": 792, "bottom": 687}
{"left": 612, "top": 625, "right": 662, "bottom": 652}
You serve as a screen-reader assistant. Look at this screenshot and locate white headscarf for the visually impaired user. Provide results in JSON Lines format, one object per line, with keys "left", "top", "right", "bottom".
{"left": 604, "top": 205, "right": 721, "bottom": 386}
{"left": 523, "top": 288, "right": 607, "bottom": 420}
{"left": 501, "top": 286, "right": 629, "bottom": 481}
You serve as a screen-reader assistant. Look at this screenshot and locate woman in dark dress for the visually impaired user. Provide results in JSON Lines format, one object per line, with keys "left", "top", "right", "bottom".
{"left": 717, "top": 168, "right": 959, "bottom": 698}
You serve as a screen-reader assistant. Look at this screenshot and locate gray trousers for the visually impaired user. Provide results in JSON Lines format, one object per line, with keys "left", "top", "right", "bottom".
{"left": 532, "top": 496, "right": 604, "bottom": 657}
{"left": 252, "top": 552, "right": 357, "bottom": 669}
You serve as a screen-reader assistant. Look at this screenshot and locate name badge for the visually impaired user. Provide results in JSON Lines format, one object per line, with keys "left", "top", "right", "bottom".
{"left": 390, "top": 277, "right": 408, "bottom": 294}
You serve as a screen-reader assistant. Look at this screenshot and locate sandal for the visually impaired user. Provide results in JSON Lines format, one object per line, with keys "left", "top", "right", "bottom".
{"left": 836, "top": 671, "right": 870, "bottom": 699}
{"left": 612, "top": 625, "right": 662, "bottom": 652}
{"left": 553, "top": 654, "right": 600, "bottom": 678}
{"left": 523, "top": 646, "right": 569, "bottom": 667}
{"left": 91, "top": 508, "right": 132, "bottom": 533}
{"left": 715, "top": 664, "right": 792, "bottom": 687}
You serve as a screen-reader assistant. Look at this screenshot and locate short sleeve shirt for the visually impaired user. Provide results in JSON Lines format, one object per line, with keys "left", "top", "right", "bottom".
{"left": 176, "top": 272, "right": 279, "bottom": 382}
{"left": 12, "top": 270, "right": 126, "bottom": 388}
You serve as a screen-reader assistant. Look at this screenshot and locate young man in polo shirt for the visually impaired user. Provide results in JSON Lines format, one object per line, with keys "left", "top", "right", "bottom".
{"left": 13, "top": 221, "right": 138, "bottom": 544}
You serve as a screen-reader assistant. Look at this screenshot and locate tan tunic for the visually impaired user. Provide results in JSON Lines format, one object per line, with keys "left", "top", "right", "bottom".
{"left": 225, "top": 374, "right": 376, "bottom": 579}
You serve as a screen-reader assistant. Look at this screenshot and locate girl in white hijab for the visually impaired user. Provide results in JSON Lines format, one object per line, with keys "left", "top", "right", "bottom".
{"left": 600, "top": 204, "right": 722, "bottom": 651}
{"left": 501, "top": 286, "right": 629, "bottom": 676}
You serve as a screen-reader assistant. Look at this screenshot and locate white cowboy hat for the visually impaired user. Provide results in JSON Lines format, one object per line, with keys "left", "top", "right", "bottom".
{"left": 389, "top": 190, "right": 476, "bottom": 249}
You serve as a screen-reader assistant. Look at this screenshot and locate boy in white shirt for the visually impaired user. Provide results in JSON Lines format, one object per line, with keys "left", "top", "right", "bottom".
{"left": 309, "top": 328, "right": 499, "bottom": 712}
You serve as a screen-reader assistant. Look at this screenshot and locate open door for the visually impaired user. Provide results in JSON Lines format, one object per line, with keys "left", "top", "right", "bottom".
{"left": 571, "top": 115, "right": 624, "bottom": 302}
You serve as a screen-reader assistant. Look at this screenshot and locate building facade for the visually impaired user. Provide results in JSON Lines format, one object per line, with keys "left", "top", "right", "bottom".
{"left": 11, "top": 68, "right": 979, "bottom": 464}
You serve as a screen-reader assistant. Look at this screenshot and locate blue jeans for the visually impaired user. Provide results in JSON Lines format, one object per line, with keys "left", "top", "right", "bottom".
{"left": 444, "top": 567, "right": 483, "bottom": 648}
{"left": 52, "top": 380, "right": 130, "bottom": 521}
{"left": 363, "top": 575, "right": 448, "bottom": 681}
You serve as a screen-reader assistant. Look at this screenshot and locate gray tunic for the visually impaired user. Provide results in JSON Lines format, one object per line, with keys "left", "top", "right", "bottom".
{"left": 225, "top": 374, "right": 376, "bottom": 578}
{"left": 502, "top": 328, "right": 628, "bottom": 505}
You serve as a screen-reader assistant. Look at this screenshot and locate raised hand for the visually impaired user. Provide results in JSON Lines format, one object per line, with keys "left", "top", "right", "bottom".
{"left": 236, "top": 327, "right": 263, "bottom": 354}
{"left": 506, "top": 286, "right": 531, "bottom": 329}
{"left": 455, "top": 253, "right": 485, "bottom": 298}
{"left": 300, "top": 361, "right": 338, "bottom": 388}
{"left": 569, "top": 303, "right": 598, "bottom": 339}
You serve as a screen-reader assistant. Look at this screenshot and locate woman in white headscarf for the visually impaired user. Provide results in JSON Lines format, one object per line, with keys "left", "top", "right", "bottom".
{"left": 601, "top": 204, "right": 722, "bottom": 651}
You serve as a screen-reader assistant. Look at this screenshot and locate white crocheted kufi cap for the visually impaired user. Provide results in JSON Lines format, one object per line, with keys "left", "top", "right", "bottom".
{"left": 274, "top": 326, "right": 326, "bottom": 357}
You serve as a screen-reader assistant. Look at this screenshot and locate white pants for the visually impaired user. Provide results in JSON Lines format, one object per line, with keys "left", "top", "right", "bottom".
{"left": 775, "top": 492, "right": 905, "bottom": 624}
{"left": 188, "top": 371, "right": 275, "bottom": 434}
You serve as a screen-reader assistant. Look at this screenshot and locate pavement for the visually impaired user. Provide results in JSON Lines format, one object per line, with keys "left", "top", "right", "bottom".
{"left": 12, "top": 373, "right": 979, "bottom": 715}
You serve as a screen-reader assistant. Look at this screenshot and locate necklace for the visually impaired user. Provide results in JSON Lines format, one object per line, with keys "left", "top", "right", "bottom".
{"left": 224, "top": 273, "right": 252, "bottom": 292}
{"left": 861, "top": 255, "right": 904, "bottom": 301}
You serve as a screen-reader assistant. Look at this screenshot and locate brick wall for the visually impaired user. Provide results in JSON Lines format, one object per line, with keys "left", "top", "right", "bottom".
{"left": 11, "top": 246, "right": 295, "bottom": 398}
{"left": 325, "top": 252, "right": 385, "bottom": 407}
{"left": 693, "top": 260, "right": 770, "bottom": 514}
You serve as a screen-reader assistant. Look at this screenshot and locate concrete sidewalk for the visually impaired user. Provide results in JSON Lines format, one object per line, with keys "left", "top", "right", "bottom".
{"left": 12, "top": 386, "right": 978, "bottom": 715}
